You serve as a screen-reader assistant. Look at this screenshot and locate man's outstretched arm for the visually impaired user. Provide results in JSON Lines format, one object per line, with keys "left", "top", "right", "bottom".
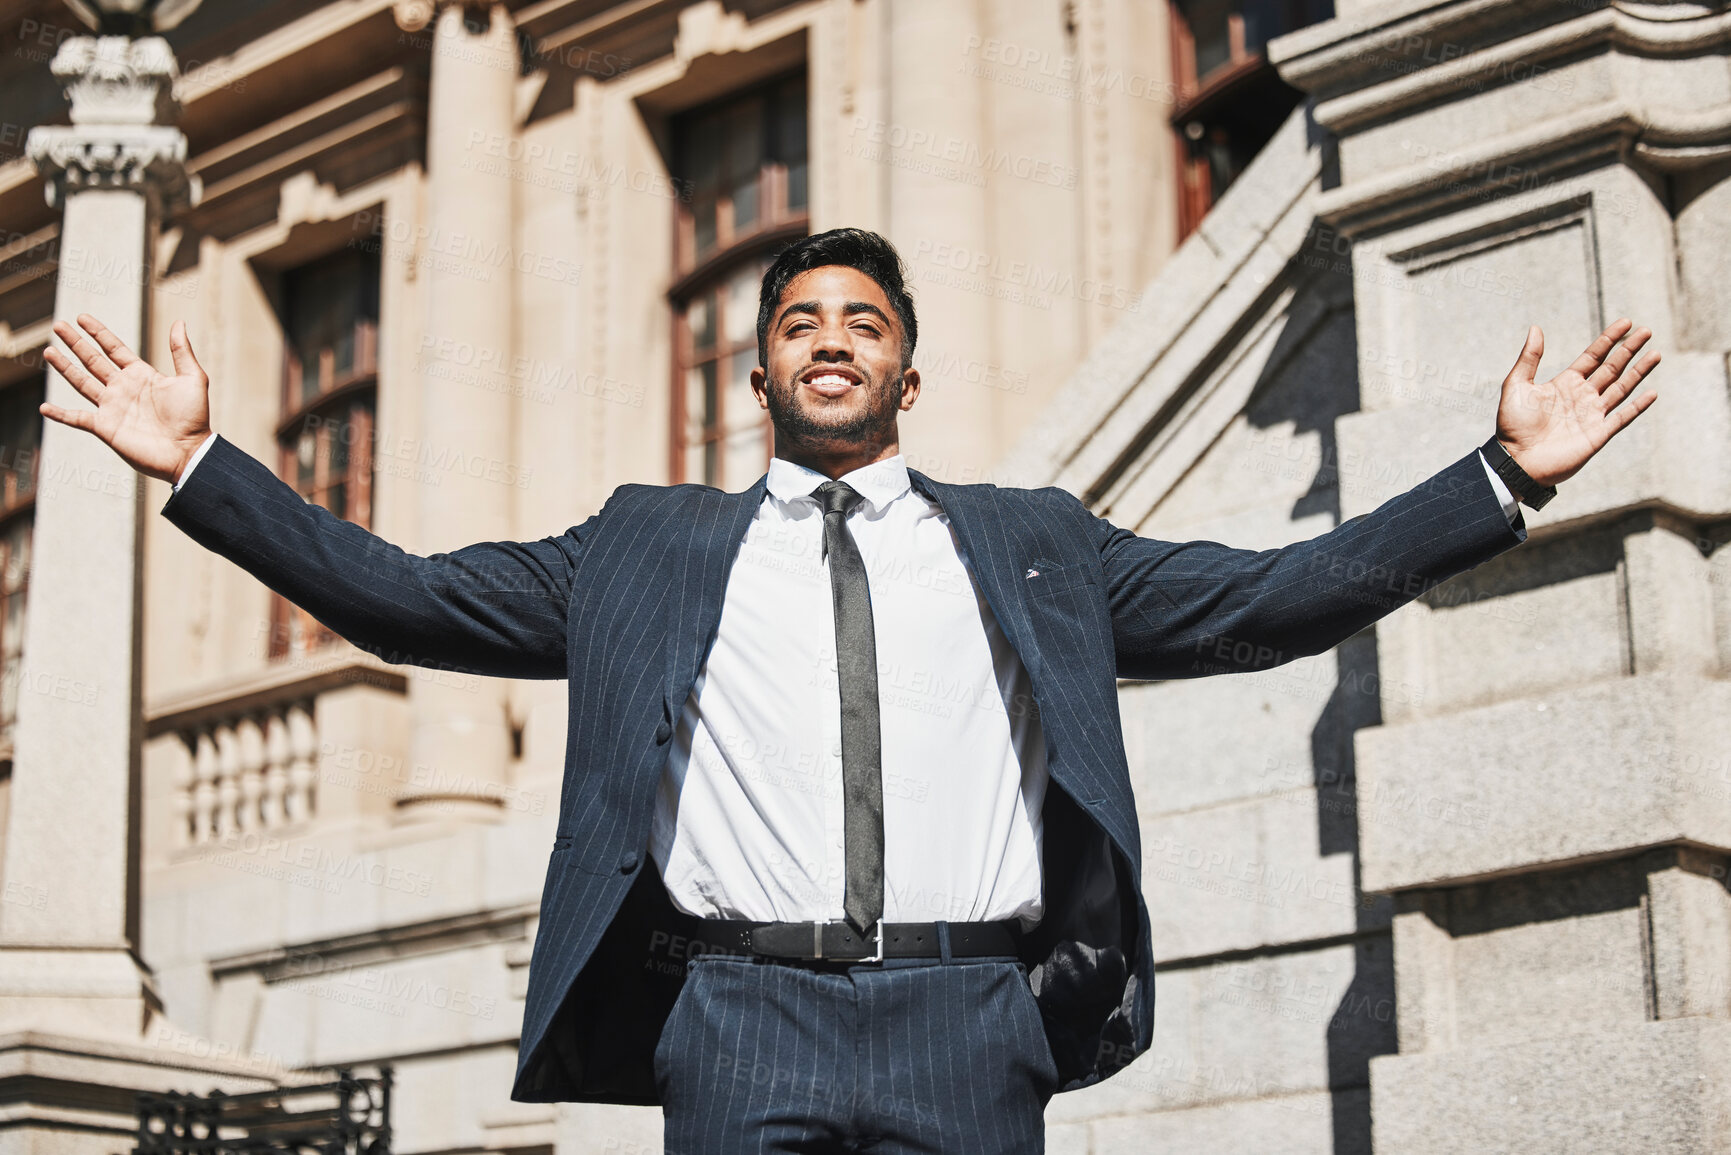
{"left": 41, "top": 314, "right": 583, "bottom": 680}
{"left": 1092, "top": 319, "right": 1661, "bottom": 680}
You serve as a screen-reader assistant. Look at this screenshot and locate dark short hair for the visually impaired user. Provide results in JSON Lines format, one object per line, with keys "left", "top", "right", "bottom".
{"left": 756, "top": 228, "right": 918, "bottom": 369}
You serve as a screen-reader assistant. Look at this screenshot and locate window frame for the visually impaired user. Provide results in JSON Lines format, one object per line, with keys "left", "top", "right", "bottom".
{"left": 269, "top": 247, "right": 381, "bottom": 660}
{"left": 667, "top": 72, "right": 810, "bottom": 488}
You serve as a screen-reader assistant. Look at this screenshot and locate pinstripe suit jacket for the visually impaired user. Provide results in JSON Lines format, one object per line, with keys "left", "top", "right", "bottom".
{"left": 162, "top": 435, "right": 1524, "bottom": 1104}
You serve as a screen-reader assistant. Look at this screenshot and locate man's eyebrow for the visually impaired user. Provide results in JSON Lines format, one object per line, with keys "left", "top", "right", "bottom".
{"left": 775, "top": 300, "right": 893, "bottom": 327}
{"left": 843, "top": 301, "right": 891, "bottom": 325}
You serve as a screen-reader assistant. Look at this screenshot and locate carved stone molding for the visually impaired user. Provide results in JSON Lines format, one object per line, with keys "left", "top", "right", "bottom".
{"left": 392, "top": 0, "right": 439, "bottom": 33}
{"left": 53, "top": 35, "right": 178, "bottom": 126}
{"left": 393, "top": 0, "right": 495, "bottom": 33}
{"left": 27, "top": 124, "right": 198, "bottom": 210}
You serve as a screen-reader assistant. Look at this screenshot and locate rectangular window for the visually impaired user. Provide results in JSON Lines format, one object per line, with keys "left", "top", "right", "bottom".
{"left": 670, "top": 73, "right": 808, "bottom": 489}
{"left": 0, "top": 376, "right": 42, "bottom": 758}
{"left": 271, "top": 246, "right": 380, "bottom": 659}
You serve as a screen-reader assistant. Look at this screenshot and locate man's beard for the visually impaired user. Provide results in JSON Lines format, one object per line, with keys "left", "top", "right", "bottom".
{"left": 764, "top": 364, "right": 902, "bottom": 447}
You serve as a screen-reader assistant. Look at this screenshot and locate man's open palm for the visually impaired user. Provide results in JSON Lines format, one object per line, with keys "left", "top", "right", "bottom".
{"left": 1496, "top": 319, "right": 1659, "bottom": 488}
{"left": 40, "top": 313, "right": 212, "bottom": 485}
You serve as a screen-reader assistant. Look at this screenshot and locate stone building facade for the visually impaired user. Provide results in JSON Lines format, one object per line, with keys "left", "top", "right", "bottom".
{"left": 0, "top": 0, "right": 1724, "bottom": 1151}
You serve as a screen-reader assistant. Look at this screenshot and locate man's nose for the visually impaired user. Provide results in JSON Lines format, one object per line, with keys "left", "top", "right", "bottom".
{"left": 811, "top": 321, "right": 854, "bottom": 360}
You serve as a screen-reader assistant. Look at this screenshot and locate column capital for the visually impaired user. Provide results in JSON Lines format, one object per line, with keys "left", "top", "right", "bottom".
{"left": 27, "top": 124, "right": 198, "bottom": 211}
{"left": 24, "top": 34, "right": 197, "bottom": 211}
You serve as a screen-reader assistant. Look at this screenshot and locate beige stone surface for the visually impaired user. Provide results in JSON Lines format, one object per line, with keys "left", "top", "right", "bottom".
{"left": 1370, "top": 1019, "right": 1731, "bottom": 1154}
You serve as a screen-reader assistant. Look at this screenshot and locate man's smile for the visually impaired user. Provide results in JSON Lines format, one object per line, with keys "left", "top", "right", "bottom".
{"left": 801, "top": 365, "right": 864, "bottom": 397}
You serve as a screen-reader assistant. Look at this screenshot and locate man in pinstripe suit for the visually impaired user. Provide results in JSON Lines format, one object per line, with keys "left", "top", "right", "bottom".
{"left": 45, "top": 228, "right": 1657, "bottom": 1152}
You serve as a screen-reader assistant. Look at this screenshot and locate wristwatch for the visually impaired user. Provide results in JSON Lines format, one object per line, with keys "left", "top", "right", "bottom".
{"left": 1481, "top": 435, "right": 1557, "bottom": 510}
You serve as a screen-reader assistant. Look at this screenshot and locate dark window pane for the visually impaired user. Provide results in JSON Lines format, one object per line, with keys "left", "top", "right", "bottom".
{"left": 732, "top": 174, "right": 760, "bottom": 234}
{"left": 329, "top": 418, "right": 350, "bottom": 475}
{"left": 726, "top": 101, "right": 764, "bottom": 232}
{"left": 0, "top": 379, "right": 42, "bottom": 511}
{"left": 285, "top": 247, "right": 379, "bottom": 402}
{"left": 775, "top": 80, "right": 808, "bottom": 164}
{"left": 1185, "top": 0, "right": 1232, "bottom": 78}
{"left": 693, "top": 198, "right": 717, "bottom": 259}
{"left": 689, "top": 292, "right": 715, "bottom": 353}
{"left": 328, "top": 481, "right": 346, "bottom": 519}
{"left": 688, "top": 120, "right": 722, "bottom": 194}
{"left": 334, "top": 324, "right": 354, "bottom": 379}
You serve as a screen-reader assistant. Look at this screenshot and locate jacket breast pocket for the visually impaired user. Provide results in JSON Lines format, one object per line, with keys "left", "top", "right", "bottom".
{"left": 1026, "top": 563, "right": 1098, "bottom": 599}
{"left": 1025, "top": 564, "right": 1111, "bottom": 653}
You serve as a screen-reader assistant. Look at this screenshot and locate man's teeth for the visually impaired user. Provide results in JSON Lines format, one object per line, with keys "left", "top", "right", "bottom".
{"left": 810, "top": 374, "right": 852, "bottom": 386}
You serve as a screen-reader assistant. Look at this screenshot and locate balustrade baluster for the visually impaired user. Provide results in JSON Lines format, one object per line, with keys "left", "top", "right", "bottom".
{"left": 192, "top": 728, "right": 220, "bottom": 844}
{"left": 286, "top": 702, "right": 317, "bottom": 823}
{"left": 263, "top": 709, "right": 290, "bottom": 828}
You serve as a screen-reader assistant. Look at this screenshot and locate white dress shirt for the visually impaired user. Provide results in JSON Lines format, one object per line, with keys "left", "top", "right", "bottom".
{"left": 174, "top": 434, "right": 1520, "bottom": 933}
{"left": 650, "top": 454, "right": 1050, "bottom": 929}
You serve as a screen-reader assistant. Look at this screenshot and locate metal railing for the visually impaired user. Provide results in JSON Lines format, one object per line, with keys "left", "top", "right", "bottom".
{"left": 134, "top": 1067, "right": 392, "bottom": 1155}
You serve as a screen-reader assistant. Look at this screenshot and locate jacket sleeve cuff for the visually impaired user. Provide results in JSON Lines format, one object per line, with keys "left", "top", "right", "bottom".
{"left": 170, "top": 432, "right": 218, "bottom": 493}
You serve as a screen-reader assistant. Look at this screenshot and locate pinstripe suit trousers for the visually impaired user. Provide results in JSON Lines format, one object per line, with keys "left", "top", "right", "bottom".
{"left": 654, "top": 949, "right": 1058, "bottom": 1153}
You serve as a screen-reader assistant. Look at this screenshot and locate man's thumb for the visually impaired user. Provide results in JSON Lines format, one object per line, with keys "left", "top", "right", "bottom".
{"left": 169, "top": 320, "right": 202, "bottom": 379}
{"left": 1508, "top": 324, "right": 1543, "bottom": 384}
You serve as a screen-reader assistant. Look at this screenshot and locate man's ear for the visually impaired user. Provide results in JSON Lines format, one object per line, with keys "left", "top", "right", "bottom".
{"left": 898, "top": 366, "right": 921, "bottom": 412}
{"left": 749, "top": 365, "right": 769, "bottom": 411}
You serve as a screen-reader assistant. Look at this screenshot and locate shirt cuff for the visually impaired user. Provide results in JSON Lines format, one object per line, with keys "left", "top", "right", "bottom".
{"left": 1478, "top": 449, "right": 1520, "bottom": 524}
{"left": 172, "top": 433, "right": 217, "bottom": 493}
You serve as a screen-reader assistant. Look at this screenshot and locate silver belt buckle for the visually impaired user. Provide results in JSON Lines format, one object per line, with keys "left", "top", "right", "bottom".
{"left": 866, "top": 920, "right": 885, "bottom": 963}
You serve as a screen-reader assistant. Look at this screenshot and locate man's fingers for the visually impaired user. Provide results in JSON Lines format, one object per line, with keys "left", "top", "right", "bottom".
{"left": 53, "top": 318, "right": 119, "bottom": 384}
{"left": 39, "top": 400, "right": 96, "bottom": 433}
{"left": 78, "top": 313, "right": 141, "bottom": 370}
{"left": 1565, "top": 318, "right": 1633, "bottom": 379}
{"left": 43, "top": 344, "right": 107, "bottom": 404}
{"left": 1601, "top": 351, "right": 1660, "bottom": 412}
{"left": 1587, "top": 327, "right": 1651, "bottom": 394}
{"left": 1507, "top": 325, "right": 1544, "bottom": 384}
{"left": 1605, "top": 388, "right": 1657, "bottom": 435}
{"left": 168, "top": 320, "right": 203, "bottom": 379}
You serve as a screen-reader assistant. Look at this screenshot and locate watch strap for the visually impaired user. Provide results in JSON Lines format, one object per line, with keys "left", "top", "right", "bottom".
{"left": 1481, "top": 435, "right": 1556, "bottom": 510}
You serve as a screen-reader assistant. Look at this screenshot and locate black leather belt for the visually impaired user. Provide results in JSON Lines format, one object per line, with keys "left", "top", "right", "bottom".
{"left": 673, "top": 915, "right": 1022, "bottom": 963}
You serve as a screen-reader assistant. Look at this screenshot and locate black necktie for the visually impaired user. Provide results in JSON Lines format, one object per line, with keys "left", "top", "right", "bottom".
{"left": 811, "top": 480, "right": 883, "bottom": 936}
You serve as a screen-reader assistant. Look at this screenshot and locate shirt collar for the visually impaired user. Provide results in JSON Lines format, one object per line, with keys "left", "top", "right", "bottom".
{"left": 765, "top": 454, "right": 912, "bottom": 514}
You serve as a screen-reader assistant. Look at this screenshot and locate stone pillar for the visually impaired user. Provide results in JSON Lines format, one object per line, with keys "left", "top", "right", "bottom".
{"left": 1272, "top": 2, "right": 1731, "bottom": 1150}
{"left": 396, "top": 1, "right": 518, "bottom": 818}
{"left": 0, "top": 31, "right": 278, "bottom": 1149}
{"left": 0, "top": 34, "right": 196, "bottom": 1040}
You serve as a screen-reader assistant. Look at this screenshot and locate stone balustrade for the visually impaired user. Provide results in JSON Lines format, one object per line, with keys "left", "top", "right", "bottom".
{"left": 173, "top": 701, "right": 318, "bottom": 846}
{"left": 146, "top": 651, "right": 409, "bottom": 850}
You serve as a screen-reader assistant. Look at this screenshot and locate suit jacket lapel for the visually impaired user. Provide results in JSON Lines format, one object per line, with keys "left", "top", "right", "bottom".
{"left": 664, "top": 474, "right": 769, "bottom": 714}
{"left": 907, "top": 470, "right": 1046, "bottom": 686}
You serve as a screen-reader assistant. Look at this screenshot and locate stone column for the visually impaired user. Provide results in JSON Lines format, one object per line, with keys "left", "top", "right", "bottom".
{"left": 1272, "top": 2, "right": 1731, "bottom": 1150}
{"left": 395, "top": 1, "right": 517, "bottom": 818}
{"left": 0, "top": 34, "right": 195, "bottom": 1040}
